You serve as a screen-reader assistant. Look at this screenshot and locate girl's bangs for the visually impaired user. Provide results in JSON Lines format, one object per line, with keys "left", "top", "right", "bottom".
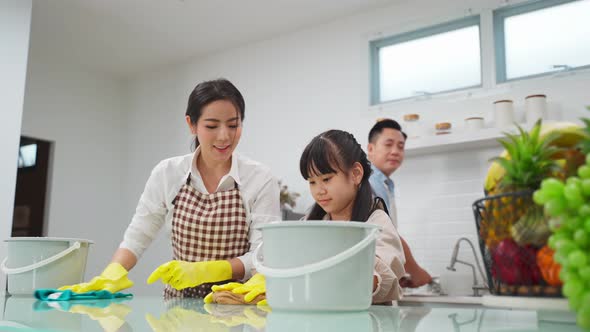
{"left": 300, "top": 138, "right": 341, "bottom": 179}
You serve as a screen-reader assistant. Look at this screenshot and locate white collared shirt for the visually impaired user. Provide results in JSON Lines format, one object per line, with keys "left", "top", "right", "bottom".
{"left": 120, "top": 147, "right": 281, "bottom": 280}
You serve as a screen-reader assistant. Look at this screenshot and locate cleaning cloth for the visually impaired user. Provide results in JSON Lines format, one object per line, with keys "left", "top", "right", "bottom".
{"left": 34, "top": 289, "right": 132, "bottom": 301}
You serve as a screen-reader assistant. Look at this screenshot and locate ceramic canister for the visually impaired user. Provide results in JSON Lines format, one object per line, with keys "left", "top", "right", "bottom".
{"left": 525, "top": 94, "right": 547, "bottom": 125}
{"left": 493, "top": 100, "right": 514, "bottom": 129}
{"left": 465, "top": 117, "right": 484, "bottom": 132}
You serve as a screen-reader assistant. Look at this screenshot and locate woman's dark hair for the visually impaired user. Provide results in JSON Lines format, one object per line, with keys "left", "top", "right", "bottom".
{"left": 299, "top": 129, "right": 378, "bottom": 222}
{"left": 186, "top": 78, "right": 245, "bottom": 149}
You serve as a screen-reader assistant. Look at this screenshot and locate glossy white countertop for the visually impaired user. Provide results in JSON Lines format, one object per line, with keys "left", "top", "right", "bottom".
{"left": 0, "top": 295, "right": 584, "bottom": 332}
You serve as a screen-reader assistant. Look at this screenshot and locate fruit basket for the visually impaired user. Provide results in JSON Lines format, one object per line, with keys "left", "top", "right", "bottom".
{"left": 473, "top": 190, "right": 562, "bottom": 297}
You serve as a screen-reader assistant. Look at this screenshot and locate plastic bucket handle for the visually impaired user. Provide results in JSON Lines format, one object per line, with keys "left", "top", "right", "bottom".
{"left": 1, "top": 241, "right": 81, "bottom": 275}
{"left": 253, "top": 228, "right": 380, "bottom": 278}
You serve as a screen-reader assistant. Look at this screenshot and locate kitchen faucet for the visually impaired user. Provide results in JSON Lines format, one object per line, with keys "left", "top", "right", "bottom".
{"left": 412, "top": 90, "right": 432, "bottom": 100}
{"left": 447, "top": 237, "right": 488, "bottom": 296}
{"left": 552, "top": 64, "right": 573, "bottom": 71}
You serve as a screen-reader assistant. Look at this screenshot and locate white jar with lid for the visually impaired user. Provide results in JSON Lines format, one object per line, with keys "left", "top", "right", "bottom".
{"left": 435, "top": 122, "right": 452, "bottom": 135}
{"left": 465, "top": 117, "right": 484, "bottom": 132}
{"left": 525, "top": 94, "right": 547, "bottom": 125}
{"left": 403, "top": 113, "right": 422, "bottom": 138}
{"left": 493, "top": 100, "right": 515, "bottom": 129}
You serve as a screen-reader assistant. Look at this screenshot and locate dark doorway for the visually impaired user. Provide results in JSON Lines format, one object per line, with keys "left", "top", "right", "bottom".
{"left": 12, "top": 136, "right": 52, "bottom": 237}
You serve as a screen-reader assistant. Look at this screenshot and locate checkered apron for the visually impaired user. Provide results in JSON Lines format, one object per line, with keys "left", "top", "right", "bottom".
{"left": 163, "top": 174, "right": 250, "bottom": 298}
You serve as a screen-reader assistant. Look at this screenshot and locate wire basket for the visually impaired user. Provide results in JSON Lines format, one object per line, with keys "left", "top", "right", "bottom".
{"left": 472, "top": 190, "right": 562, "bottom": 297}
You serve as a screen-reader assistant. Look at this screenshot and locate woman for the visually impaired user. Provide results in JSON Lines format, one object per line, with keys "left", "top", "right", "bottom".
{"left": 60, "top": 78, "right": 281, "bottom": 298}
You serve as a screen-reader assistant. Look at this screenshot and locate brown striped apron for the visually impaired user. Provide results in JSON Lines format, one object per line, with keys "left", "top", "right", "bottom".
{"left": 164, "top": 174, "right": 250, "bottom": 298}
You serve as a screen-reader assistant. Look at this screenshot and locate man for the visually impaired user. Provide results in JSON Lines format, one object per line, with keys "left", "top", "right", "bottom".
{"left": 368, "top": 118, "right": 432, "bottom": 288}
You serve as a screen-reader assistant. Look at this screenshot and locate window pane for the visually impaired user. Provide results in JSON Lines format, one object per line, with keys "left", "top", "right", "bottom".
{"left": 378, "top": 25, "right": 481, "bottom": 102}
{"left": 504, "top": 0, "right": 590, "bottom": 80}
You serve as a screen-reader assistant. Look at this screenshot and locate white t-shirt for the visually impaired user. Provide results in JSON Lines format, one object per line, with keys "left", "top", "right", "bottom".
{"left": 367, "top": 209, "right": 406, "bottom": 303}
{"left": 119, "top": 147, "right": 281, "bottom": 280}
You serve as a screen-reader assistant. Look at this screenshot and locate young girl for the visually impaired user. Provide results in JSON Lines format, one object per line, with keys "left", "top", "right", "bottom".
{"left": 300, "top": 129, "right": 406, "bottom": 304}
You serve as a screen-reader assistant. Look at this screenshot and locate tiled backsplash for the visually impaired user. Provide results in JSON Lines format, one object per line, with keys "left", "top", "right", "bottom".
{"left": 394, "top": 145, "right": 502, "bottom": 279}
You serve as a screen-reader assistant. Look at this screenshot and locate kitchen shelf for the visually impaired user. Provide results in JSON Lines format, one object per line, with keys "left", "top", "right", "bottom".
{"left": 405, "top": 127, "right": 513, "bottom": 157}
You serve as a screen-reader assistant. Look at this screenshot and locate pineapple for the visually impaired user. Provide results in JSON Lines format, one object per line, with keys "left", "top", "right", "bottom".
{"left": 577, "top": 106, "right": 590, "bottom": 155}
{"left": 484, "top": 121, "right": 587, "bottom": 194}
{"left": 482, "top": 120, "right": 562, "bottom": 249}
{"left": 492, "top": 119, "right": 563, "bottom": 193}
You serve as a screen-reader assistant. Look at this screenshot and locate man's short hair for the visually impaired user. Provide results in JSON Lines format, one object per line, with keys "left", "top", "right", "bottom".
{"left": 368, "top": 118, "right": 407, "bottom": 143}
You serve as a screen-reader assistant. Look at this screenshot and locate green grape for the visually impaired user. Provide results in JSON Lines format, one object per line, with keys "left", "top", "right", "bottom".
{"left": 541, "top": 178, "right": 565, "bottom": 197}
{"left": 569, "top": 291, "right": 583, "bottom": 310}
{"left": 556, "top": 239, "right": 578, "bottom": 260}
{"left": 533, "top": 189, "right": 549, "bottom": 205}
{"left": 555, "top": 226, "right": 573, "bottom": 240}
{"left": 548, "top": 234, "right": 559, "bottom": 249}
{"left": 567, "top": 177, "right": 583, "bottom": 189}
{"left": 565, "top": 196, "right": 584, "bottom": 211}
{"left": 563, "top": 278, "right": 584, "bottom": 298}
{"left": 579, "top": 295, "right": 590, "bottom": 329}
{"left": 579, "top": 266, "right": 590, "bottom": 281}
{"left": 582, "top": 179, "right": 590, "bottom": 197}
{"left": 579, "top": 204, "right": 590, "bottom": 217}
{"left": 574, "top": 229, "right": 590, "bottom": 247}
{"left": 565, "top": 184, "right": 584, "bottom": 209}
{"left": 560, "top": 267, "right": 572, "bottom": 281}
{"left": 555, "top": 238, "right": 577, "bottom": 251}
{"left": 579, "top": 165, "right": 590, "bottom": 179}
{"left": 555, "top": 251, "right": 568, "bottom": 265}
{"left": 569, "top": 250, "right": 588, "bottom": 268}
{"left": 565, "top": 183, "right": 583, "bottom": 199}
{"left": 564, "top": 216, "right": 583, "bottom": 232}
{"left": 554, "top": 227, "right": 571, "bottom": 238}
{"left": 578, "top": 304, "right": 590, "bottom": 329}
{"left": 555, "top": 159, "right": 590, "bottom": 330}
{"left": 549, "top": 218, "right": 562, "bottom": 232}
{"left": 545, "top": 198, "right": 567, "bottom": 216}
{"left": 552, "top": 230, "right": 572, "bottom": 248}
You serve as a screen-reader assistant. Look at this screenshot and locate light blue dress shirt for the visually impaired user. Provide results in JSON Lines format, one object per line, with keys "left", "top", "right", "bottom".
{"left": 369, "top": 164, "right": 397, "bottom": 228}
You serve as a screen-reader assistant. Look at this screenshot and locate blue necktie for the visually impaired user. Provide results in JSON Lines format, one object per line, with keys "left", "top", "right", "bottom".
{"left": 385, "top": 178, "right": 395, "bottom": 198}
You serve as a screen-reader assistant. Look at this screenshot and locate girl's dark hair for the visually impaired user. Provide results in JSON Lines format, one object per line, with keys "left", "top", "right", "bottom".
{"left": 186, "top": 78, "right": 245, "bottom": 150}
{"left": 299, "top": 129, "right": 379, "bottom": 222}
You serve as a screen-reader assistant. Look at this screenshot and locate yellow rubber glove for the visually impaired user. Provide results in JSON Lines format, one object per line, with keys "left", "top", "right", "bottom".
{"left": 145, "top": 307, "right": 229, "bottom": 332}
{"left": 69, "top": 303, "right": 131, "bottom": 332}
{"left": 59, "top": 263, "right": 134, "bottom": 293}
{"left": 147, "top": 260, "right": 232, "bottom": 290}
{"left": 204, "top": 303, "right": 267, "bottom": 329}
{"left": 204, "top": 273, "right": 266, "bottom": 305}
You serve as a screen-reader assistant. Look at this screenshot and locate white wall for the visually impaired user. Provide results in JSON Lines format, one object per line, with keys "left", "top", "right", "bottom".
{"left": 0, "top": 0, "right": 32, "bottom": 296}
{"left": 124, "top": 0, "right": 590, "bottom": 286}
{"left": 14, "top": 0, "right": 588, "bottom": 296}
{"left": 20, "top": 53, "right": 127, "bottom": 283}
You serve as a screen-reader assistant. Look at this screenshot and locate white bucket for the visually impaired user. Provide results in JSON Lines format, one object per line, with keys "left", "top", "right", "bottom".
{"left": 253, "top": 221, "right": 380, "bottom": 311}
{"left": 1, "top": 237, "right": 93, "bottom": 295}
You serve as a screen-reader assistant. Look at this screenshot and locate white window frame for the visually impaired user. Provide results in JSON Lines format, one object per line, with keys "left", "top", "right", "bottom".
{"left": 494, "top": 0, "right": 590, "bottom": 83}
{"left": 369, "top": 15, "right": 482, "bottom": 105}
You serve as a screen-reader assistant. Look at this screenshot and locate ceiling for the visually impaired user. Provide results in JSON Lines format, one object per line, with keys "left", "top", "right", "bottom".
{"left": 29, "top": 0, "right": 395, "bottom": 78}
